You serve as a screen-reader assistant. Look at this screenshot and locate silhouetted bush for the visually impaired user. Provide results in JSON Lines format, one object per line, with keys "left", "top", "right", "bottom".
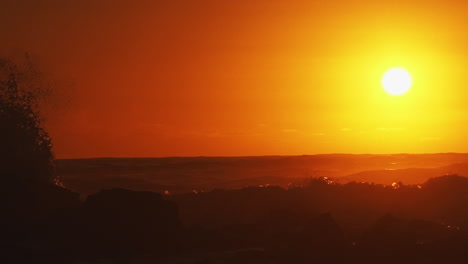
{"left": 80, "top": 188, "right": 181, "bottom": 258}
{"left": 0, "top": 57, "right": 55, "bottom": 185}
{"left": 0, "top": 57, "right": 79, "bottom": 263}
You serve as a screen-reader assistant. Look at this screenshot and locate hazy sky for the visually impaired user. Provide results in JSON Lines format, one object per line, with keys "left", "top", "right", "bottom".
{"left": 2, "top": 0, "right": 468, "bottom": 158}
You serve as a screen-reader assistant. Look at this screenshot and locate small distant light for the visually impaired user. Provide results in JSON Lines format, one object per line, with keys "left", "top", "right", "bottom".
{"left": 391, "top": 182, "right": 400, "bottom": 189}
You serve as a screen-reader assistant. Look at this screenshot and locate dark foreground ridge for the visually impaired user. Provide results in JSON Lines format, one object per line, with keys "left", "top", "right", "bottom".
{"left": 2, "top": 175, "right": 468, "bottom": 263}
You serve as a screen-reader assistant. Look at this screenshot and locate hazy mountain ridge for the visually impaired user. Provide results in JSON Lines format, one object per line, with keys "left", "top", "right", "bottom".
{"left": 57, "top": 154, "right": 468, "bottom": 195}
{"left": 341, "top": 162, "right": 468, "bottom": 185}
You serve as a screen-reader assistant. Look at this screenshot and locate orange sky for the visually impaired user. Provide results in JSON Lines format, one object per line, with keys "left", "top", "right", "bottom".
{"left": 1, "top": 0, "right": 468, "bottom": 158}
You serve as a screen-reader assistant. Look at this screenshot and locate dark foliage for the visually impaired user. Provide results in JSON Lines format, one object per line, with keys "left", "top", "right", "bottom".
{"left": 0, "top": 57, "right": 55, "bottom": 185}
{"left": 0, "top": 57, "right": 80, "bottom": 263}
{"left": 3, "top": 175, "right": 468, "bottom": 263}
{"left": 82, "top": 189, "right": 181, "bottom": 257}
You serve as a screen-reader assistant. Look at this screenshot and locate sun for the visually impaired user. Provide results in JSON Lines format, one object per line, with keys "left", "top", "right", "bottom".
{"left": 382, "top": 68, "right": 412, "bottom": 95}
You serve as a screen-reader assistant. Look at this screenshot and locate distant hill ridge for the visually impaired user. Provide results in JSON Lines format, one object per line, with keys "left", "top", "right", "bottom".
{"left": 341, "top": 162, "right": 468, "bottom": 185}
{"left": 56, "top": 154, "right": 468, "bottom": 195}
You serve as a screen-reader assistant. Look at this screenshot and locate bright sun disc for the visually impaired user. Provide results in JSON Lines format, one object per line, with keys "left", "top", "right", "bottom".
{"left": 382, "top": 68, "right": 412, "bottom": 95}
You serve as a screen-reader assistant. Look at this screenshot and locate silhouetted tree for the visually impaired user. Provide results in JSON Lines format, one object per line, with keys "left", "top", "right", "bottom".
{"left": 0, "top": 56, "right": 55, "bottom": 185}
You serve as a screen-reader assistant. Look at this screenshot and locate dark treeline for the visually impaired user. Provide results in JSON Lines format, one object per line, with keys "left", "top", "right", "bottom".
{"left": 173, "top": 175, "right": 468, "bottom": 263}
{"left": 3, "top": 175, "right": 468, "bottom": 263}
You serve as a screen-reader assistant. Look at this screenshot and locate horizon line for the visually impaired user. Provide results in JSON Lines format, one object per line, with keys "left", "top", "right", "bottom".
{"left": 56, "top": 152, "right": 467, "bottom": 160}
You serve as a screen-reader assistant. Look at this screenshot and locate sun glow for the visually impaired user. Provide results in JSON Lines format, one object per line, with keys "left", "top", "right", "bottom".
{"left": 382, "top": 68, "right": 412, "bottom": 95}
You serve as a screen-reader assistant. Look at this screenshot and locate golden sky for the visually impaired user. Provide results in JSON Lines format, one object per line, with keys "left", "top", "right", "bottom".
{"left": 1, "top": 0, "right": 468, "bottom": 158}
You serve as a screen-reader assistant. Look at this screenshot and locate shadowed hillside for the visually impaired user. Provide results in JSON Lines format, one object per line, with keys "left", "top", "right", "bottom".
{"left": 4, "top": 174, "right": 468, "bottom": 263}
